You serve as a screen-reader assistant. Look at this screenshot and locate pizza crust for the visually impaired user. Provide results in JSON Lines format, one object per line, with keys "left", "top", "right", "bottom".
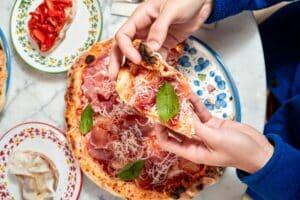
{"left": 0, "top": 46, "right": 7, "bottom": 112}
{"left": 65, "top": 39, "right": 223, "bottom": 200}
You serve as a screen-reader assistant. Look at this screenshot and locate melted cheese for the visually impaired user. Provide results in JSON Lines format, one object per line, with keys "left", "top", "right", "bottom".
{"left": 146, "top": 153, "right": 177, "bottom": 185}
{"left": 107, "top": 125, "right": 151, "bottom": 169}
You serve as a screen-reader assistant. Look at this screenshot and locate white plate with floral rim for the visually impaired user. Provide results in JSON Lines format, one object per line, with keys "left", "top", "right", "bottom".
{"left": 178, "top": 36, "right": 241, "bottom": 122}
{"left": 0, "top": 122, "right": 82, "bottom": 200}
{"left": 10, "top": 0, "right": 103, "bottom": 73}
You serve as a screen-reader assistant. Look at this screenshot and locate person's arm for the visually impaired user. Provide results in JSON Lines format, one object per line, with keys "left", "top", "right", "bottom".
{"left": 237, "top": 134, "right": 300, "bottom": 199}
{"left": 207, "top": 0, "right": 290, "bottom": 23}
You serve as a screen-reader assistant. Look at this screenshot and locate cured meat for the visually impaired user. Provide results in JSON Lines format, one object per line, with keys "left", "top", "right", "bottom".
{"left": 76, "top": 40, "right": 214, "bottom": 195}
{"left": 27, "top": 0, "right": 76, "bottom": 53}
{"left": 116, "top": 40, "right": 196, "bottom": 138}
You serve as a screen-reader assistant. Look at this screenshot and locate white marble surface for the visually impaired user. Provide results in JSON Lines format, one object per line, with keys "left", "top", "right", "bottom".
{"left": 0, "top": 0, "right": 266, "bottom": 199}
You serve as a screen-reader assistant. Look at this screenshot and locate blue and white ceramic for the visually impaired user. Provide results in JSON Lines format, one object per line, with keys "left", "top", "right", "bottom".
{"left": 0, "top": 27, "right": 11, "bottom": 97}
{"left": 177, "top": 36, "right": 241, "bottom": 122}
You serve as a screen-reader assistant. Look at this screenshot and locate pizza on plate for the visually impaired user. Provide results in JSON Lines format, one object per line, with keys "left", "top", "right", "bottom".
{"left": 117, "top": 40, "right": 196, "bottom": 138}
{"left": 65, "top": 39, "right": 223, "bottom": 200}
{"left": 0, "top": 44, "right": 7, "bottom": 111}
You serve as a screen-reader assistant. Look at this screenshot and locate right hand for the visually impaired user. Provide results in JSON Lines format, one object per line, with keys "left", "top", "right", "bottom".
{"left": 155, "top": 94, "right": 274, "bottom": 174}
{"left": 108, "top": 0, "right": 213, "bottom": 79}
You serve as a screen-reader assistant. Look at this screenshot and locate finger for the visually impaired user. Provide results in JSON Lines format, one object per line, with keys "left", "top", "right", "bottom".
{"left": 190, "top": 93, "right": 212, "bottom": 122}
{"left": 115, "top": 22, "right": 141, "bottom": 64}
{"left": 115, "top": 3, "right": 156, "bottom": 64}
{"left": 146, "top": 5, "right": 177, "bottom": 50}
{"left": 161, "top": 33, "right": 180, "bottom": 50}
{"left": 192, "top": 114, "right": 220, "bottom": 148}
{"left": 155, "top": 125, "right": 209, "bottom": 163}
{"left": 158, "top": 46, "right": 169, "bottom": 60}
{"left": 108, "top": 41, "right": 123, "bottom": 80}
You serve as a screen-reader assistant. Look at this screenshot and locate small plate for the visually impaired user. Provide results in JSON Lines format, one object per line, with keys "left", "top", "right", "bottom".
{"left": 0, "top": 27, "right": 11, "bottom": 96}
{"left": 178, "top": 36, "right": 241, "bottom": 121}
{"left": 0, "top": 122, "right": 82, "bottom": 199}
{"left": 10, "top": 0, "right": 103, "bottom": 73}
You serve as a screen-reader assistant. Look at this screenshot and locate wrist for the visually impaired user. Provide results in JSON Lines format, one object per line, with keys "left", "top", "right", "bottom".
{"left": 245, "top": 141, "right": 274, "bottom": 174}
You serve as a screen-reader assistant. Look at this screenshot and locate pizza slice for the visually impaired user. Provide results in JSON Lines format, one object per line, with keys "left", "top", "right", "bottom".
{"left": 27, "top": 0, "right": 77, "bottom": 54}
{"left": 0, "top": 45, "right": 6, "bottom": 111}
{"left": 116, "top": 40, "right": 195, "bottom": 138}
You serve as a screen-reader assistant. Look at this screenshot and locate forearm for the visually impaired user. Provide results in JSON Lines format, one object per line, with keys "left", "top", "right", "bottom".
{"left": 237, "top": 134, "right": 300, "bottom": 199}
{"left": 207, "top": 0, "right": 291, "bottom": 23}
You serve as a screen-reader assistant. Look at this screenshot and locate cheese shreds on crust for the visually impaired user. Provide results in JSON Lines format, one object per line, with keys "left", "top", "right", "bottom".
{"left": 116, "top": 40, "right": 195, "bottom": 138}
{"left": 65, "top": 39, "right": 223, "bottom": 200}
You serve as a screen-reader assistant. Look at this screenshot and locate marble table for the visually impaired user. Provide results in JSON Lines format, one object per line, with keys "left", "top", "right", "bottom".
{"left": 0, "top": 0, "right": 266, "bottom": 199}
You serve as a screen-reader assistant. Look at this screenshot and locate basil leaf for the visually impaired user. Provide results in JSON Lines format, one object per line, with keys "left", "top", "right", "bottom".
{"left": 117, "top": 160, "right": 145, "bottom": 181}
{"left": 80, "top": 105, "right": 94, "bottom": 135}
{"left": 198, "top": 74, "right": 206, "bottom": 82}
{"left": 156, "top": 82, "right": 180, "bottom": 122}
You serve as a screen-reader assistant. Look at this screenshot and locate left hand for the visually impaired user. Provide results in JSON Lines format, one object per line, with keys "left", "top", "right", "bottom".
{"left": 155, "top": 94, "right": 274, "bottom": 173}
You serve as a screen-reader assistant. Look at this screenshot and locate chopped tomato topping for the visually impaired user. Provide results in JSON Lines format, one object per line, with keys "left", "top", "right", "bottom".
{"left": 28, "top": 0, "right": 73, "bottom": 52}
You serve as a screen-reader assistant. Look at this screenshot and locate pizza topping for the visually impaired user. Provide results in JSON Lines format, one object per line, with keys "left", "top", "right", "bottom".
{"left": 80, "top": 105, "right": 94, "bottom": 135}
{"left": 90, "top": 125, "right": 117, "bottom": 149}
{"left": 156, "top": 82, "right": 180, "bottom": 122}
{"left": 28, "top": 0, "right": 73, "bottom": 52}
{"left": 117, "top": 160, "right": 145, "bottom": 181}
{"left": 79, "top": 41, "right": 214, "bottom": 195}
{"left": 85, "top": 55, "right": 96, "bottom": 64}
{"left": 145, "top": 153, "right": 177, "bottom": 185}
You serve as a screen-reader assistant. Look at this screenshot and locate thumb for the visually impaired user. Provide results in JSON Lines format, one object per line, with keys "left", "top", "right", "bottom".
{"left": 146, "top": 6, "right": 176, "bottom": 51}
{"left": 192, "top": 114, "right": 220, "bottom": 148}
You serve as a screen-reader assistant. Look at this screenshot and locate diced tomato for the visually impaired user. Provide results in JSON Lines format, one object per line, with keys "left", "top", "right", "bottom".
{"left": 32, "top": 29, "right": 46, "bottom": 43}
{"left": 27, "top": 0, "right": 72, "bottom": 52}
{"left": 45, "top": 0, "right": 54, "bottom": 10}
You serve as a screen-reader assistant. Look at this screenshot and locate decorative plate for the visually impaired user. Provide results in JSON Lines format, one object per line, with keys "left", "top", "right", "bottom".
{"left": 10, "top": 0, "right": 103, "bottom": 73}
{"left": 178, "top": 36, "right": 241, "bottom": 121}
{"left": 0, "top": 27, "right": 11, "bottom": 96}
{"left": 0, "top": 122, "right": 83, "bottom": 200}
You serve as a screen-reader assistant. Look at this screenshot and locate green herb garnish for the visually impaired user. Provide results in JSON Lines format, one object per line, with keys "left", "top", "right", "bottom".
{"left": 117, "top": 160, "right": 145, "bottom": 181}
{"left": 80, "top": 105, "right": 94, "bottom": 135}
{"left": 156, "top": 82, "right": 180, "bottom": 122}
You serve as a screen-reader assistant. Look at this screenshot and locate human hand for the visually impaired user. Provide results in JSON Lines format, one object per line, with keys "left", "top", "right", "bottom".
{"left": 108, "top": 0, "right": 213, "bottom": 79}
{"left": 155, "top": 94, "right": 274, "bottom": 174}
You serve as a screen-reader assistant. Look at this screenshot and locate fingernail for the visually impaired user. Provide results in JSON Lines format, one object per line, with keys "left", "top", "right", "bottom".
{"left": 147, "top": 40, "right": 160, "bottom": 51}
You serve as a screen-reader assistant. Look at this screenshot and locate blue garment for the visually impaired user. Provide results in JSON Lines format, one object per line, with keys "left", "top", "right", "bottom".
{"left": 208, "top": 1, "right": 300, "bottom": 200}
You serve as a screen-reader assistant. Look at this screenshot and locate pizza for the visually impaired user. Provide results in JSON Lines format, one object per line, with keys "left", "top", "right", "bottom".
{"left": 65, "top": 39, "right": 223, "bottom": 200}
{"left": 27, "top": 0, "right": 76, "bottom": 54}
{"left": 116, "top": 40, "right": 195, "bottom": 138}
{"left": 0, "top": 45, "right": 7, "bottom": 112}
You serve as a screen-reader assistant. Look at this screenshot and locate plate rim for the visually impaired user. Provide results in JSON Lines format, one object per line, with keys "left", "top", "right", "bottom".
{"left": 0, "top": 121, "right": 83, "bottom": 200}
{"left": 189, "top": 36, "right": 242, "bottom": 122}
{"left": 0, "top": 27, "right": 11, "bottom": 95}
{"left": 9, "top": 0, "right": 103, "bottom": 74}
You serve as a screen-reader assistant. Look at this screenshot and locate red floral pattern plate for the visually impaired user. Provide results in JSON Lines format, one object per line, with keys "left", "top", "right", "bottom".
{"left": 0, "top": 122, "right": 82, "bottom": 200}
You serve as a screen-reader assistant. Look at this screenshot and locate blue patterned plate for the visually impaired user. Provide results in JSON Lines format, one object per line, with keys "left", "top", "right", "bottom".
{"left": 0, "top": 27, "right": 11, "bottom": 97}
{"left": 178, "top": 36, "right": 241, "bottom": 121}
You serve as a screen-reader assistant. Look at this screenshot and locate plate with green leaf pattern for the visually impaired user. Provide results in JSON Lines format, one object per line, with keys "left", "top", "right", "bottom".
{"left": 10, "top": 0, "right": 103, "bottom": 73}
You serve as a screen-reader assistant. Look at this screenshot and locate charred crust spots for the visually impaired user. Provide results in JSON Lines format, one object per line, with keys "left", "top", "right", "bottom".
{"left": 85, "top": 54, "right": 95, "bottom": 64}
{"left": 139, "top": 43, "right": 157, "bottom": 65}
{"left": 196, "top": 183, "right": 204, "bottom": 191}
{"left": 170, "top": 186, "right": 186, "bottom": 199}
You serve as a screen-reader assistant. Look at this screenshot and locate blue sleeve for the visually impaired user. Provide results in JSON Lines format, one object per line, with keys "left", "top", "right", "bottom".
{"left": 207, "top": 0, "right": 290, "bottom": 23}
{"left": 236, "top": 134, "right": 300, "bottom": 200}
